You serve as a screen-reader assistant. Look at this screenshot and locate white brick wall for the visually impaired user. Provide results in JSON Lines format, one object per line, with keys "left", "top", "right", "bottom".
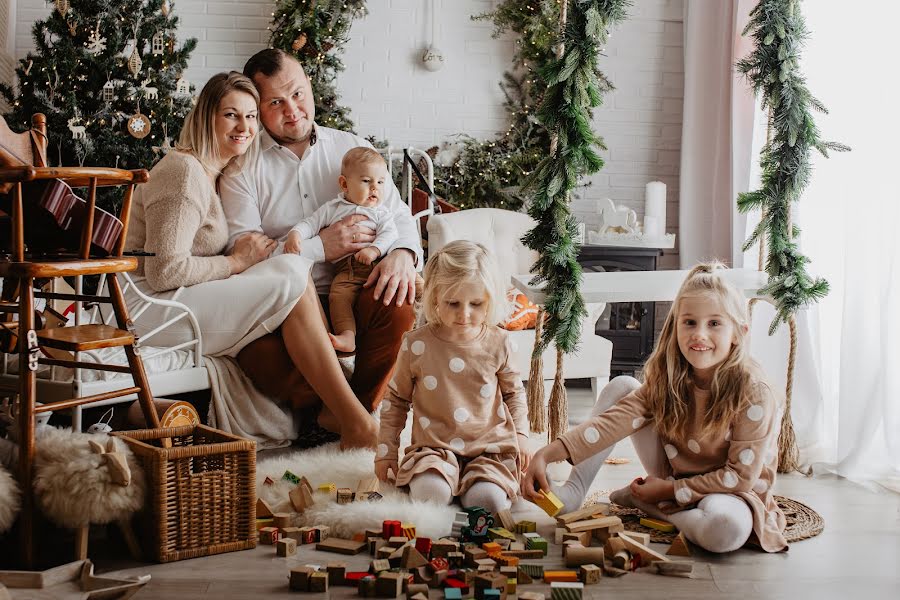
{"left": 11, "top": 0, "right": 683, "bottom": 266}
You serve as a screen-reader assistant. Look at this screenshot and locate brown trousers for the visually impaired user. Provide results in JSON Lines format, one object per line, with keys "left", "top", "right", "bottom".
{"left": 329, "top": 255, "right": 374, "bottom": 335}
{"left": 236, "top": 284, "right": 415, "bottom": 414}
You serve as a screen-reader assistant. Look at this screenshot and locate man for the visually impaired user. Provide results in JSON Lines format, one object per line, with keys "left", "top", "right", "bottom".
{"left": 220, "top": 49, "right": 421, "bottom": 438}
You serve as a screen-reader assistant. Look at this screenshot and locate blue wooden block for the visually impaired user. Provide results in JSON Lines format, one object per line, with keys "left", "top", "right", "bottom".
{"left": 484, "top": 590, "right": 501, "bottom": 600}
{"left": 444, "top": 588, "right": 463, "bottom": 600}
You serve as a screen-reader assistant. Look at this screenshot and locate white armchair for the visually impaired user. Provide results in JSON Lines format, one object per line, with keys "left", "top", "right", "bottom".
{"left": 426, "top": 208, "right": 612, "bottom": 400}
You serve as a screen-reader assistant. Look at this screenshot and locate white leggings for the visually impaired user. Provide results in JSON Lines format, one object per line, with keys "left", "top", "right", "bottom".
{"left": 553, "top": 376, "right": 753, "bottom": 553}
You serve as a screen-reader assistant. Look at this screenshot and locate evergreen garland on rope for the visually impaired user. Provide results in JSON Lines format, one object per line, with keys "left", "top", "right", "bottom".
{"left": 268, "top": 0, "right": 367, "bottom": 132}
{"left": 736, "top": 0, "right": 848, "bottom": 335}
{"left": 523, "top": 0, "right": 628, "bottom": 439}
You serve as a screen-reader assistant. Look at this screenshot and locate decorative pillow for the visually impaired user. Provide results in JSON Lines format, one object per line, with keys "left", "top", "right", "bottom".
{"left": 500, "top": 289, "right": 539, "bottom": 331}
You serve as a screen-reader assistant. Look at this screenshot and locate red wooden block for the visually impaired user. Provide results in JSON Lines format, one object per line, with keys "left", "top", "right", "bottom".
{"left": 345, "top": 571, "right": 370, "bottom": 582}
{"left": 445, "top": 578, "right": 469, "bottom": 594}
{"left": 383, "top": 520, "right": 402, "bottom": 539}
{"left": 430, "top": 558, "right": 449, "bottom": 572}
{"left": 416, "top": 537, "right": 433, "bottom": 556}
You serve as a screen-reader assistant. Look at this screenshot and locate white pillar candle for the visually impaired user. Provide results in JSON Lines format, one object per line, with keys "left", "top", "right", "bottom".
{"left": 645, "top": 180, "right": 667, "bottom": 219}
{"left": 643, "top": 216, "right": 661, "bottom": 239}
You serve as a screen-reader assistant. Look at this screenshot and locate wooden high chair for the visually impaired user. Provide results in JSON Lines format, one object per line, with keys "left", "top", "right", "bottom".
{"left": 0, "top": 113, "right": 160, "bottom": 568}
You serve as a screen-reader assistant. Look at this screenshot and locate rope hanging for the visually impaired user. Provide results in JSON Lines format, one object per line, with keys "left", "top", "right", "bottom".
{"left": 548, "top": 347, "right": 568, "bottom": 441}
{"left": 526, "top": 308, "right": 546, "bottom": 433}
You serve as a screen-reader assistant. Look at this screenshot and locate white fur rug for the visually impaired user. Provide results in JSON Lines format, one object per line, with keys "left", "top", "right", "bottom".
{"left": 0, "top": 464, "right": 20, "bottom": 533}
{"left": 256, "top": 443, "right": 459, "bottom": 539}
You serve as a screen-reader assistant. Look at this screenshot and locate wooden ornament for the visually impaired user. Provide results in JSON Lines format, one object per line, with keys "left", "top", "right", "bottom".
{"left": 292, "top": 33, "right": 308, "bottom": 52}
{"left": 127, "top": 112, "right": 151, "bottom": 139}
{"left": 161, "top": 0, "right": 171, "bottom": 17}
{"left": 160, "top": 401, "right": 200, "bottom": 428}
{"left": 56, "top": 0, "right": 69, "bottom": 18}
{"left": 128, "top": 47, "right": 142, "bottom": 76}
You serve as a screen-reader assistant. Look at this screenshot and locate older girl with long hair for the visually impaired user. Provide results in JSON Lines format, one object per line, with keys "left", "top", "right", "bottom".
{"left": 523, "top": 262, "right": 788, "bottom": 553}
{"left": 125, "top": 72, "right": 377, "bottom": 449}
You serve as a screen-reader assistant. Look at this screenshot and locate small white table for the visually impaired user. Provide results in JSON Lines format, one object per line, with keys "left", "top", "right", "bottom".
{"left": 512, "top": 268, "right": 771, "bottom": 305}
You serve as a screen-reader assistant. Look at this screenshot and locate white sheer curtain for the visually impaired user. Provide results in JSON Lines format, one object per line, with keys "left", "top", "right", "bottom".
{"left": 789, "top": 2, "right": 900, "bottom": 492}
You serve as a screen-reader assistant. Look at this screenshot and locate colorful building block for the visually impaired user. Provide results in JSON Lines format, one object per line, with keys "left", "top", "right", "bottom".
{"left": 514, "top": 520, "right": 537, "bottom": 534}
{"left": 276, "top": 537, "right": 297, "bottom": 557}
{"left": 444, "top": 587, "right": 462, "bottom": 600}
{"left": 639, "top": 517, "right": 676, "bottom": 533}
{"left": 319, "top": 482, "right": 336, "bottom": 493}
{"left": 550, "top": 582, "right": 583, "bottom": 600}
{"left": 542, "top": 571, "right": 579, "bottom": 583}
{"left": 281, "top": 470, "right": 301, "bottom": 484}
{"left": 535, "top": 490, "right": 564, "bottom": 517}
{"left": 259, "top": 526, "right": 280, "bottom": 545}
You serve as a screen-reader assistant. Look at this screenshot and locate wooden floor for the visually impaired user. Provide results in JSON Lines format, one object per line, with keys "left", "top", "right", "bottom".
{"left": 94, "top": 385, "right": 900, "bottom": 600}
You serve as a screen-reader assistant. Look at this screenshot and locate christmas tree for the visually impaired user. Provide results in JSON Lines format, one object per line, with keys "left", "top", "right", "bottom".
{"left": 1, "top": 0, "right": 197, "bottom": 209}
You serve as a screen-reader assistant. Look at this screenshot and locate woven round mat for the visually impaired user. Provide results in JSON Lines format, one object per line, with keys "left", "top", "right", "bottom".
{"left": 583, "top": 490, "right": 824, "bottom": 544}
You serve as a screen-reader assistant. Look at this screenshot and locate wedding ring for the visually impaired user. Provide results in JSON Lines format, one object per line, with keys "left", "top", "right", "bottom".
{"left": 353, "top": 232, "right": 357, "bottom": 242}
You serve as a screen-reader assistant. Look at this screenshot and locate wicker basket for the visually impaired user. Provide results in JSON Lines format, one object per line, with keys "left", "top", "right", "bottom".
{"left": 113, "top": 425, "right": 257, "bottom": 562}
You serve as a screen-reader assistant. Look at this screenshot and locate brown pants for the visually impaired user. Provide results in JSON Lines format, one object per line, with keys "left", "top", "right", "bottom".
{"left": 329, "top": 255, "right": 374, "bottom": 335}
{"left": 236, "top": 283, "right": 415, "bottom": 414}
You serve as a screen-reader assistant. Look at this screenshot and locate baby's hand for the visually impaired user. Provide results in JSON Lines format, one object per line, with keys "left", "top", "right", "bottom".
{"left": 354, "top": 246, "right": 380, "bottom": 265}
{"left": 375, "top": 460, "right": 398, "bottom": 483}
{"left": 284, "top": 231, "right": 302, "bottom": 254}
{"left": 517, "top": 432, "right": 532, "bottom": 473}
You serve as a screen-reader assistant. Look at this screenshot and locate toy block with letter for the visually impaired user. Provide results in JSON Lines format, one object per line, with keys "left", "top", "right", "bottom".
{"left": 277, "top": 537, "right": 297, "bottom": 557}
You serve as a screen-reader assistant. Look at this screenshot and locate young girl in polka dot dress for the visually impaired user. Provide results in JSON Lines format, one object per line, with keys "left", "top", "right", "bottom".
{"left": 375, "top": 240, "right": 530, "bottom": 513}
{"left": 523, "top": 263, "right": 788, "bottom": 553}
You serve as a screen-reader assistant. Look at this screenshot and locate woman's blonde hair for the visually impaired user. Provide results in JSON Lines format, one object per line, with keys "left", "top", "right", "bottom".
{"left": 421, "top": 240, "right": 509, "bottom": 327}
{"left": 176, "top": 71, "right": 259, "bottom": 175}
{"left": 642, "top": 261, "right": 757, "bottom": 443}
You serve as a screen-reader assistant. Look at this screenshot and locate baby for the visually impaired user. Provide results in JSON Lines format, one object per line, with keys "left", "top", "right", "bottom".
{"left": 285, "top": 147, "right": 398, "bottom": 352}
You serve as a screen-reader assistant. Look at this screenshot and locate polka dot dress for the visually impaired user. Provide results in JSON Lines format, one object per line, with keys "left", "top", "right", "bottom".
{"left": 377, "top": 324, "right": 529, "bottom": 499}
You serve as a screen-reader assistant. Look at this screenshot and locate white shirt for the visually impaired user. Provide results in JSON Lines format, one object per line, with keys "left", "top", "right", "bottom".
{"left": 291, "top": 193, "right": 398, "bottom": 261}
{"left": 220, "top": 125, "right": 423, "bottom": 293}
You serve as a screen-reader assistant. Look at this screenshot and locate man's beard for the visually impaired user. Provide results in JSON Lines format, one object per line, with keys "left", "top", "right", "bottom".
{"left": 272, "top": 121, "right": 313, "bottom": 146}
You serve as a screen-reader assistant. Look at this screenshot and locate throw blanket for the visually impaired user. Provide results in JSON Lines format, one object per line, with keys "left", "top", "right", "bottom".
{"left": 205, "top": 355, "right": 297, "bottom": 450}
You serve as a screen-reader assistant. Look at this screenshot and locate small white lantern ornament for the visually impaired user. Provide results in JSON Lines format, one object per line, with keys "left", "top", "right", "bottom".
{"left": 421, "top": 0, "right": 445, "bottom": 72}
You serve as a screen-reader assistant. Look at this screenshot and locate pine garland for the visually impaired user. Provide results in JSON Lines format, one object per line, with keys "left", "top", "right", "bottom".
{"left": 523, "top": 0, "right": 628, "bottom": 354}
{"left": 736, "top": 0, "right": 848, "bottom": 334}
{"left": 0, "top": 0, "right": 196, "bottom": 211}
{"left": 268, "top": 0, "right": 367, "bottom": 132}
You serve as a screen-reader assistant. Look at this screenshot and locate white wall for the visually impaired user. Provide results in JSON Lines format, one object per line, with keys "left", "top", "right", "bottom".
{"left": 11, "top": 0, "right": 683, "bottom": 265}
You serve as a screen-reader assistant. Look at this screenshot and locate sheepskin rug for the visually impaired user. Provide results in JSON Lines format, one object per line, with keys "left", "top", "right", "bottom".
{"left": 257, "top": 443, "right": 460, "bottom": 539}
{"left": 0, "top": 463, "right": 20, "bottom": 533}
{"left": 32, "top": 428, "right": 146, "bottom": 528}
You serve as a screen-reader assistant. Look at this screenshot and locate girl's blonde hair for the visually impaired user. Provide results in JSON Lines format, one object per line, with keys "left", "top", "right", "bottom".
{"left": 176, "top": 71, "right": 259, "bottom": 175}
{"left": 642, "top": 261, "right": 757, "bottom": 443}
{"left": 421, "top": 240, "right": 509, "bottom": 327}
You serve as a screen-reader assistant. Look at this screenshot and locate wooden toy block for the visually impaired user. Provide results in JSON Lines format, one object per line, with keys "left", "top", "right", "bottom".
{"left": 315, "top": 525, "right": 330, "bottom": 541}
{"left": 505, "top": 579, "right": 516, "bottom": 595}
{"left": 430, "top": 558, "right": 450, "bottom": 572}
{"left": 289, "top": 566, "right": 314, "bottom": 591}
{"left": 496, "top": 509, "right": 516, "bottom": 532}
{"left": 565, "top": 516, "right": 621, "bottom": 534}
{"left": 256, "top": 497, "right": 274, "bottom": 518}
{"left": 562, "top": 531, "right": 591, "bottom": 547}
{"left": 535, "top": 490, "right": 564, "bottom": 517}
{"left": 357, "top": 476, "right": 380, "bottom": 496}
{"left": 524, "top": 536, "right": 547, "bottom": 555}
{"left": 518, "top": 563, "right": 544, "bottom": 578}
{"left": 318, "top": 482, "right": 336, "bottom": 493}
{"left": 366, "top": 528, "right": 384, "bottom": 540}
{"left": 514, "top": 520, "right": 536, "bottom": 534}
{"left": 263, "top": 476, "right": 275, "bottom": 486}
{"left": 521, "top": 532, "right": 540, "bottom": 540}
{"left": 473, "top": 573, "right": 507, "bottom": 600}
{"left": 310, "top": 571, "right": 329, "bottom": 593}
{"left": 578, "top": 564, "right": 601, "bottom": 585}
{"left": 371, "top": 559, "right": 391, "bottom": 573}
{"left": 281, "top": 526, "right": 302, "bottom": 541}
{"left": 389, "top": 545, "right": 409, "bottom": 567}
{"left": 444, "top": 587, "right": 463, "bottom": 600}
{"left": 518, "top": 593, "right": 545, "bottom": 600}
{"left": 639, "top": 517, "right": 676, "bottom": 533}
{"left": 617, "top": 533, "right": 670, "bottom": 568}
{"left": 426, "top": 568, "right": 448, "bottom": 589}
{"left": 483, "top": 590, "right": 501, "bottom": 600}
{"left": 603, "top": 537, "right": 628, "bottom": 560}
{"left": 446, "top": 552, "right": 465, "bottom": 569}
{"left": 516, "top": 568, "right": 533, "bottom": 584}
{"left": 465, "top": 547, "right": 487, "bottom": 565}
{"left": 654, "top": 561, "right": 693, "bottom": 578}
{"left": 411, "top": 594, "right": 429, "bottom": 600}
{"left": 289, "top": 482, "right": 315, "bottom": 513}
{"left": 499, "top": 566, "right": 518, "bottom": 580}
{"left": 550, "top": 581, "right": 583, "bottom": 600}
{"left": 667, "top": 532, "right": 692, "bottom": 557}
{"left": 370, "top": 538, "right": 388, "bottom": 555}
{"left": 564, "top": 546, "right": 605, "bottom": 568}
{"left": 387, "top": 536, "right": 409, "bottom": 547}
{"left": 376, "top": 572, "right": 405, "bottom": 598}
{"left": 619, "top": 530, "right": 650, "bottom": 546}
{"left": 500, "top": 549, "right": 544, "bottom": 559}
{"left": 327, "top": 562, "right": 347, "bottom": 586}
{"left": 402, "top": 523, "right": 417, "bottom": 539}
{"left": 383, "top": 520, "right": 403, "bottom": 539}
{"left": 407, "top": 583, "right": 430, "bottom": 599}
{"left": 276, "top": 537, "right": 297, "bottom": 557}
{"left": 554, "top": 527, "right": 566, "bottom": 545}
{"left": 487, "top": 527, "right": 515, "bottom": 541}
{"left": 542, "top": 571, "right": 579, "bottom": 583}
{"left": 346, "top": 571, "right": 371, "bottom": 583}
{"left": 431, "top": 540, "right": 459, "bottom": 558}
{"left": 359, "top": 576, "right": 378, "bottom": 598}
{"left": 402, "top": 545, "right": 429, "bottom": 569}
{"left": 494, "top": 538, "right": 511, "bottom": 550}
{"left": 475, "top": 557, "right": 496, "bottom": 569}
{"left": 259, "top": 527, "right": 280, "bottom": 545}
{"left": 376, "top": 546, "right": 395, "bottom": 560}
{"left": 282, "top": 470, "right": 301, "bottom": 485}
{"left": 337, "top": 487, "right": 354, "bottom": 504}
{"left": 562, "top": 540, "right": 582, "bottom": 558}
{"left": 273, "top": 512, "right": 292, "bottom": 529}
{"left": 316, "top": 537, "right": 367, "bottom": 555}
{"left": 509, "top": 542, "right": 525, "bottom": 551}
{"left": 556, "top": 503, "right": 609, "bottom": 526}
{"left": 416, "top": 537, "right": 433, "bottom": 556}
{"left": 481, "top": 542, "right": 502, "bottom": 554}
{"left": 495, "top": 555, "right": 518, "bottom": 567}
{"left": 256, "top": 517, "right": 274, "bottom": 530}
{"left": 300, "top": 526, "right": 317, "bottom": 545}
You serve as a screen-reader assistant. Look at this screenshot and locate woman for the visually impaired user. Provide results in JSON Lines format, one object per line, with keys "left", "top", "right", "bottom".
{"left": 125, "top": 72, "right": 377, "bottom": 449}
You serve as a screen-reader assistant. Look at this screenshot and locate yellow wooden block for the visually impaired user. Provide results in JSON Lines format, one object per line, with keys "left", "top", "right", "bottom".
{"left": 639, "top": 517, "right": 676, "bottom": 533}
{"left": 319, "top": 483, "right": 336, "bottom": 493}
{"left": 536, "top": 490, "right": 564, "bottom": 517}
{"left": 482, "top": 542, "right": 502, "bottom": 554}
{"left": 542, "top": 570, "right": 579, "bottom": 583}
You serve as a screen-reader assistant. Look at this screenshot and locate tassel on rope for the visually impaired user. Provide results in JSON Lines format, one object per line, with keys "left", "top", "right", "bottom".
{"left": 527, "top": 308, "right": 546, "bottom": 434}
{"left": 548, "top": 346, "right": 568, "bottom": 442}
{"left": 777, "top": 315, "right": 800, "bottom": 473}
